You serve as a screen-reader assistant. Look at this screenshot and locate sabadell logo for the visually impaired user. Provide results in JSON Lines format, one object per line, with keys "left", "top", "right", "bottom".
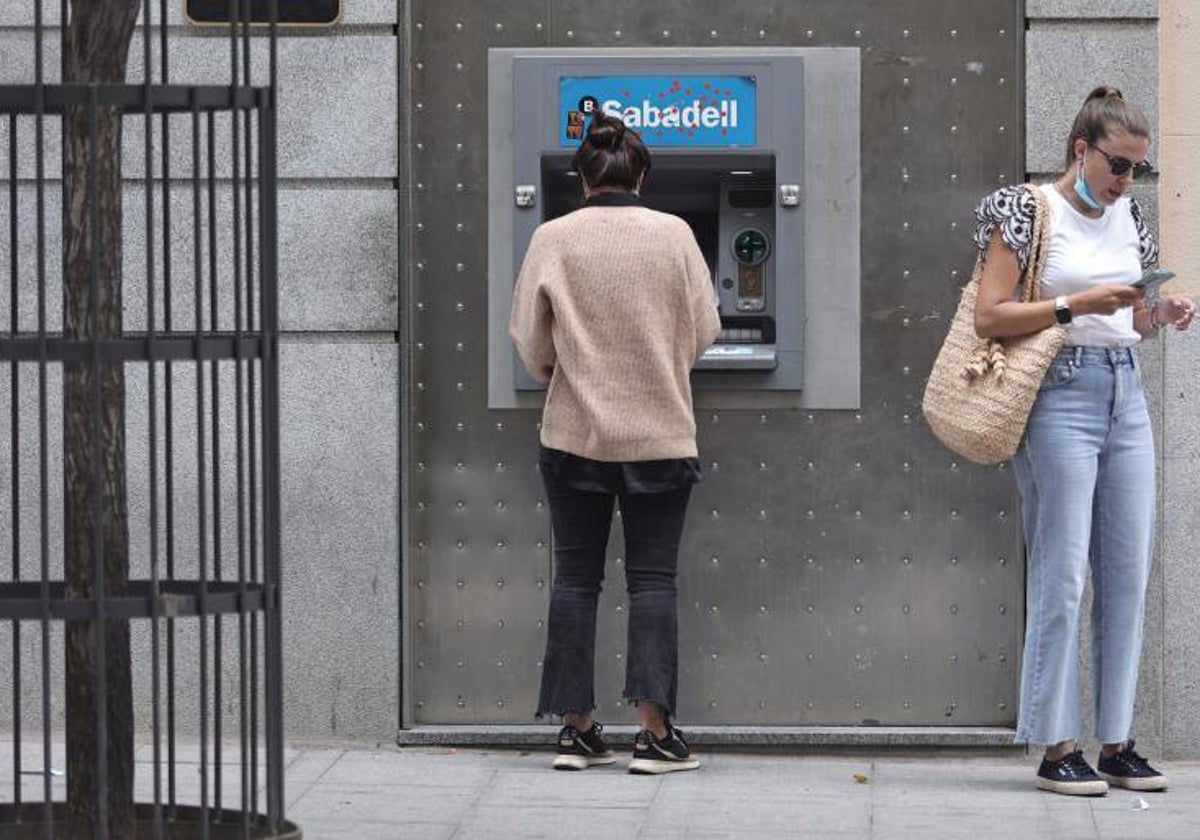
{"left": 597, "top": 97, "right": 740, "bottom": 130}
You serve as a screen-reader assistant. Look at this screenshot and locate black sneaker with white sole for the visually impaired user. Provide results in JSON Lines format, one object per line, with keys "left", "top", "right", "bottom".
{"left": 628, "top": 724, "right": 700, "bottom": 775}
{"left": 1036, "top": 750, "right": 1108, "bottom": 796}
{"left": 552, "top": 723, "right": 616, "bottom": 770}
{"left": 1097, "top": 740, "right": 1167, "bottom": 791}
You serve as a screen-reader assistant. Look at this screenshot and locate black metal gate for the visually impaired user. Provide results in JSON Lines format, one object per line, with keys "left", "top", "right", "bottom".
{"left": 1, "top": 1, "right": 293, "bottom": 837}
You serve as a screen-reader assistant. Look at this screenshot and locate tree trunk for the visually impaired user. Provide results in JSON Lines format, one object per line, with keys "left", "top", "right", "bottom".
{"left": 62, "top": 2, "right": 140, "bottom": 838}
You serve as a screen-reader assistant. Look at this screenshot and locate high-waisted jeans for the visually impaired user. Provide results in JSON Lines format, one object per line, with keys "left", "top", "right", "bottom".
{"left": 1011, "top": 346, "right": 1155, "bottom": 745}
{"left": 535, "top": 470, "right": 692, "bottom": 719}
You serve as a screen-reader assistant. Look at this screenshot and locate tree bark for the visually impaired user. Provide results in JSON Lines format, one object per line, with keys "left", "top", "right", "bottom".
{"left": 61, "top": 2, "right": 140, "bottom": 838}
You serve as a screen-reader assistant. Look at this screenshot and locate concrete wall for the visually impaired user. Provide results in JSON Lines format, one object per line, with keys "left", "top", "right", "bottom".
{"left": 1159, "top": 0, "right": 1200, "bottom": 759}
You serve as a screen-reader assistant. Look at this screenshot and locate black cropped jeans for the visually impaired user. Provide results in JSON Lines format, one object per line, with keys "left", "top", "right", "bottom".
{"left": 535, "top": 466, "right": 692, "bottom": 720}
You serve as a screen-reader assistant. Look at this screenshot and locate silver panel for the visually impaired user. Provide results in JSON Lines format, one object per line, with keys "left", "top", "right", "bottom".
{"left": 409, "top": 0, "right": 1024, "bottom": 726}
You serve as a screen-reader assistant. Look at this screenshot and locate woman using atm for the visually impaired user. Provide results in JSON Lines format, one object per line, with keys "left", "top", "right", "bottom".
{"left": 510, "top": 110, "right": 720, "bottom": 774}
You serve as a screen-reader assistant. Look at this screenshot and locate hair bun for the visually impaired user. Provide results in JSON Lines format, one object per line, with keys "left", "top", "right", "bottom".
{"left": 587, "top": 111, "right": 626, "bottom": 149}
{"left": 1086, "top": 84, "right": 1124, "bottom": 103}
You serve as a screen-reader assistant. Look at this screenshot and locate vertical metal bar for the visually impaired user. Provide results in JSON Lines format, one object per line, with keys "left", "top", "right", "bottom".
{"left": 8, "top": 109, "right": 21, "bottom": 815}
{"left": 248, "top": 102, "right": 261, "bottom": 821}
{"left": 142, "top": 0, "right": 165, "bottom": 837}
{"left": 194, "top": 93, "right": 211, "bottom": 840}
{"left": 234, "top": 2, "right": 252, "bottom": 833}
{"left": 158, "top": 0, "right": 177, "bottom": 824}
{"left": 261, "top": 3, "right": 285, "bottom": 812}
{"left": 209, "top": 120, "right": 225, "bottom": 826}
{"left": 87, "top": 81, "right": 110, "bottom": 840}
{"left": 35, "top": 1, "right": 52, "bottom": 835}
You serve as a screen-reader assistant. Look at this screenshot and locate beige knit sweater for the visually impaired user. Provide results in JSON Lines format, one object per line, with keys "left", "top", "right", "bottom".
{"left": 510, "top": 204, "right": 721, "bottom": 461}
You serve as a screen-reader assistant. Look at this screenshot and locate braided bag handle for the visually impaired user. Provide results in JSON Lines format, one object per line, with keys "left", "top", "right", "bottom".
{"left": 922, "top": 184, "right": 1067, "bottom": 464}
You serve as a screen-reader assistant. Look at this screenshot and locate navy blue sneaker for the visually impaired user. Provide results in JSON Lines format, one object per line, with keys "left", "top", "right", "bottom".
{"left": 552, "top": 722, "right": 616, "bottom": 770}
{"left": 1097, "top": 741, "right": 1167, "bottom": 791}
{"left": 628, "top": 723, "right": 700, "bottom": 775}
{"left": 1036, "top": 750, "right": 1108, "bottom": 796}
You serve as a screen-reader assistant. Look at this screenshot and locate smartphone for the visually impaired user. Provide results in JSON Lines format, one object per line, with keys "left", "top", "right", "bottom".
{"left": 1132, "top": 267, "right": 1175, "bottom": 292}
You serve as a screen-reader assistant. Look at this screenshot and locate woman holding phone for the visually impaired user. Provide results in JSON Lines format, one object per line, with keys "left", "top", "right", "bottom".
{"left": 972, "top": 86, "right": 1195, "bottom": 795}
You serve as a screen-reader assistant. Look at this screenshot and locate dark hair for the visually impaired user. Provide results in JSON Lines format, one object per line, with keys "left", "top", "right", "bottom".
{"left": 572, "top": 110, "right": 650, "bottom": 192}
{"left": 1064, "top": 85, "right": 1151, "bottom": 169}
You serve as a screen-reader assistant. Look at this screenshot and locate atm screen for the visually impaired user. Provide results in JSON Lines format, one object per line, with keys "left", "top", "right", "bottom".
{"left": 674, "top": 208, "right": 719, "bottom": 277}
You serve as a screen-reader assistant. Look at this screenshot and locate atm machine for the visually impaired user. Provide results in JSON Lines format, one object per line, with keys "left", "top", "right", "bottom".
{"left": 487, "top": 49, "right": 861, "bottom": 409}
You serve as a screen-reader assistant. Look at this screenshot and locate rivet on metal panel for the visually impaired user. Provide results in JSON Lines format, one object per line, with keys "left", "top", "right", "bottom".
{"left": 901, "top": 555, "right": 911, "bottom": 564}
{"left": 613, "top": 29, "right": 622, "bottom": 39}
{"left": 454, "top": 62, "right": 464, "bottom": 72}
{"left": 416, "top": 301, "right": 426, "bottom": 312}
{"left": 709, "top": 29, "right": 718, "bottom": 39}
{"left": 416, "top": 462, "right": 426, "bottom": 472}
{"left": 416, "top": 142, "right": 424, "bottom": 151}
{"left": 497, "top": 619, "right": 505, "bottom": 628}
{"left": 661, "top": 29, "right": 670, "bottom": 39}
{"left": 854, "top": 700, "right": 863, "bottom": 709}
{"left": 537, "top": 578, "right": 546, "bottom": 589}
{"left": 455, "top": 103, "right": 464, "bottom": 113}
{"left": 853, "top": 555, "right": 863, "bottom": 564}
{"left": 455, "top": 302, "right": 466, "bottom": 312}
{"left": 948, "top": 654, "right": 958, "bottom": 663}
{"left": 496, "top": 578, "right": 505, "bottom": 588}
{"left": 416, "top": 500, "right": 427, "bottom": 510}
{"left": 854, "top": 604, "right": 863, "bottom": 614}
{"left": 616, "top": 652, "right": 623, "bottom": 660}
{"left": 949, "top": 555, "right": 959, "bottom": 565}
{"left": 494, "top": 22, "right": 504, "bottom": 32}
{"left": 457, "top": 698, "right": 466, "bottom": 708}
{"left": 455, "top": 460, "right": 466, "bottom": 471}
{"left": 901, "top": 167, "right": 910, "bottom": 184}
{"left": 416, "top": 222, "right": 424, "bottom": 233}
{"left": 903, "top": 654, "right": 912, "bottom": 662}
{"left": 416, "top": 381, "right": 425, "bottom": 392}
{"left": 806, "top": 701, "right": 814, "bottom": 709}
{"left": 537, "top": 620, "right": 544, "bottom": 628}
{"left": 455, "top": 499, "right": 466, "bottom": 510}
{"left": 497, "top": 700, "right": 506, "bottom": 708}
{"left": 853, "top": 29, "right": 862, "bottom": 39}
{"left": 565, "top": 29, "right": 575, "bottom": 39}
{"left": 415, "top": 21, "right": 423, "bottom": 32}
{"left": 902, "top": 461, "right": 912, "bottom": 471}
{"left": 456, "top": 577, "right": 465, "bottom": 588}
{"left": 949, "top": 77, "right": 958, "bottom": 86}
{"left": 616, "top": 604, "right": 624, "bottom": 613}
{"left": 950, "top": 604, "right": 959, "bottom": 615}
{"left": 997, "top": 462, "right": 1008, "bottom": 471}
{"left": 710, "top": 461, "right": 719, "bottom": 471}
{"left": 902, "top": 77, "right": 910, "bottom": 87}
{"left": 456, "top": 537, "right": 466, "bottom": 548}
{"left": 615, "top": 556, "right": 623, "bottom": 565}
{"left": 998, "top": 28, "right": 1006, "bottom": 36}
{"left": 709, "top": 701, "right": 717, "bottom": 709}
{"left": 759, "top": 653, "right": 768, "bottom": 662}
{"left": 453, "top": 21, "right": 463, "bottom": 31}
{"left": 536, "top": 500, "right": 545, "bottom": 510}
{"left": 806, "top": 413, "right": 815, "bottom": 423}
{"left": 709, "top": 605, "right": 719, "bottom": 614}
{"left": 455, "top": 143, "right": 464, "bottom": 153}
{"left": 949, "top": 509, "right": 959, "bottom": 519}
{"left": 495, "top": 539, "right": 507, "bottom": 549}
{"left": 759, "top": 413, "right": 768, "bottom": 425}
{"left": 999, "top": 653, "right": 1007, "bottom": 663}
{"left": 806, "top": 653, "right": 815, "bottom": 662}
{"left": 710, "top": 509, "right": 719, "bottom": 519}
{"left": 998, "top": 77, "right": 1006, "bottom": 86}
{"left": 805, "top": 461, "right": 814, "bottom": 470}
{"left": 903, "top": 700, "right": 912, "bottom": 709}
{"left": 456, "top": 618, "right": 465, "bottom": 628}
{"left": 949, "top": 221, "right": 958, "bottom": 231}
{"left": 805, "top": 510, "right": 815, "bottom": 519}
{"left": 455, "top": 382, "right": 466, "bottom": 393}
{"left": 949, "top": 460, "right": 959, "bottom": 470}
{"left": 710, "top": 652, "right": 718, "bottom": 660}
{"left": 805, "top": 29, "right": 815, "bottom": 39}
{"left": 416, "top": 579, "right": 425, "bottom": 589}
{"left": 536, "top": 539, "right": 546, "bottom": 550}
{"left": 758, "top": 29, "right": 766, "bottom": 39}
{"left": 805, "top": 556, "right": 815, "bottom": 565}
{"left": 535, "top": 21, "right": 544, "bottom": 32}
{"left": 495, "top": 500, "right": 506, "bottom": 510}
{"left": 759, "top": 605, "right": 769, "bottom": 614}
{"left": 997, "top": 555, "right": 1007, "bottom": 565}
{"left": 997, "top": 173, "right": 1008, "bottom": 184}
{"left": 902, "top": 509, "right": 912, "bottom": 520}
{"left": 415, "top": 61, "right": 424, "bottom": 72}
{"left": 710, "top": 412, "right": 719, "bottom": 423}
{"left": 758, "top": 556, "right": 768, "bottom": 566}
{"left": 757, "top": 510, "right": 767, "bottom": 521}
{"left": 998, "top": 605, "right": 1007, "bottom": 614}
{"left": 455, "top": 182, "right": 466, "bottom": 193}
{"left": 902, "top": 29, "right": 911, "bottom": 38}
{"left": 711, "top": 556, "right": 719, "bottom": 566}
{"left": 417, "top": 619, "right": 426, "bottom": 628}
{"left": 415, "top": 101, "right": 424, "bottom": 112}
{"left": 805, "top": 605, "right": 814, "bottom": 613}
{"left": 495, "top": 461, "right": 505, "bottom": 471}
{"left": 417, "top": 181, "right": 426, "bottom": 192}
{"left": 417, "top": 700, "right": 425, "bottom": 708}
{"left": 417, "top": 660, "right": 425, "bottom": 668}
{"left": 854, "top": 461, "right": 862, "bottom": 470}
{"left": 949, "top": 28, "right": 957, "bottom": 37}
{"left": 902, "top": 604, "right": 911, "bottom": 614}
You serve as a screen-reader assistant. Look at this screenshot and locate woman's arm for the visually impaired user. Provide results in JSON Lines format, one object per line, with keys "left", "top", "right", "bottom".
{"left": 973, "top": 231, "right": 1142, "bottom": 340}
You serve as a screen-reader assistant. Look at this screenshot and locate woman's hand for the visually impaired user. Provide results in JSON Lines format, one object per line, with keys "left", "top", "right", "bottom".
{"left": 1153, "top": 295, "right": 1197, "bottom": 331}
{"left": 1069, "top": 283, "right": 1142, "bottom": 317}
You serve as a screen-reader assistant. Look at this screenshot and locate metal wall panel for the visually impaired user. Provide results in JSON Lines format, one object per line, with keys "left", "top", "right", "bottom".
{"left": 408, "top": 0, "right": 1025, "bottom": 726}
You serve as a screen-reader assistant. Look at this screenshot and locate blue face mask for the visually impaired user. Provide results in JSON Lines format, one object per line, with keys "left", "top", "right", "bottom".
{"left": 1074, "top": 153, "right": 1103, "bottom": 211}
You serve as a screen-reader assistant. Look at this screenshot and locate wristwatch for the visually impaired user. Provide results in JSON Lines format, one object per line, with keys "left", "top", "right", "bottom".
{"left": 1054, "top": 295, "right": 1073, "bottom": 325}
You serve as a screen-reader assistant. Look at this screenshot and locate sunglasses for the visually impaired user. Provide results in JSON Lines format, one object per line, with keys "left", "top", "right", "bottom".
{"left": 1088, "top": 143, "right": 1154, "bottom": 180}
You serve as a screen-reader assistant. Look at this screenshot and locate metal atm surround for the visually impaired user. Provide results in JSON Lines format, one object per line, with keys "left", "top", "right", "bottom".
{"left": 487, "top": 48, "right": 861, "bottom": 411}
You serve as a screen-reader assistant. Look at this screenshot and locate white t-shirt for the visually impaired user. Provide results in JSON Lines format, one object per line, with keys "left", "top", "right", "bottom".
{"left": 1039, "top": 183, "right": 1142, "bottom": 348}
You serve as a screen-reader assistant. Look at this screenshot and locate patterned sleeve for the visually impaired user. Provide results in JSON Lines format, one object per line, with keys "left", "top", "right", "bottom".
{"left": 973, "top": 185, "right": 1036, "bottom": 271}
{"left": 1128, "top": 196, "right": 1158, "bottom": 269}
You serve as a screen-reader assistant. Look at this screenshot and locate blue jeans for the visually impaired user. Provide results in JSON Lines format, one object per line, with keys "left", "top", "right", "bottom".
{"left": 535, "top": 472, "right": 692, "bottom": 719}
{"left": 1011, "top": 346, "right": 1155, "bottom": 745}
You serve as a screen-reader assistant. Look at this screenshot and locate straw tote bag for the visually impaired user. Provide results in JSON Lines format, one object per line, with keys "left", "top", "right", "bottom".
{"left": 922, "top": 184, "right": 1066, "bottom": 465}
